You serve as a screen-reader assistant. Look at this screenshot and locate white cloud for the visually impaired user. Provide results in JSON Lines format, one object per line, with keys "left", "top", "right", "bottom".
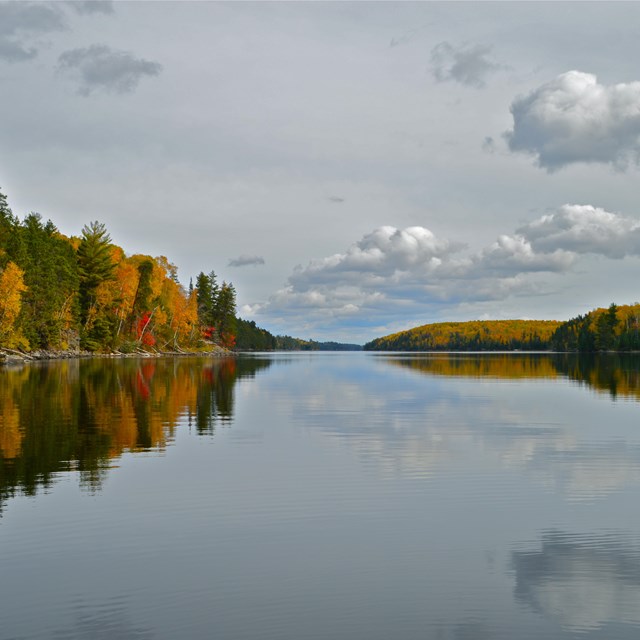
{"left": 57, "top": 44, "right": 162, "bottom": 95}
{"left": 477, "top": 234, "right": 574, "bottom": 275}
{"left": 507, "top": 71, "right": 640, "bottom": 171}
{"left": 518, "top": 204, "right": 640, "bottom": 258}
{"left": 248, "top": 205, "right": 640, "bottom": 339}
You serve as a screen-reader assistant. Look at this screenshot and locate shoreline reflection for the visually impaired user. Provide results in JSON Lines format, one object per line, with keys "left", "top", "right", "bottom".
{"left": 0, "top": 356, "right": 272, "bottom": 511}
{"left": 382, "top": 353, "right": 640, "bottom": 401}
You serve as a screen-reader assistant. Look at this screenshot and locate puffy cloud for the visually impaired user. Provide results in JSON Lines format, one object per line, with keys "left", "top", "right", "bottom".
{"left": 518, "top": 204, "right": 640, "bottom": 258}
{"left": 478, "top": 234, "right": 574, "bottom": 275}
{"left": 289, "top": 226, "right": 460, "bottom": 287}
{"left": 251, "top": 222, "right": 576, "bottom": 333}
{"left": 248, "top": 204, "right": 640, "bottom": 338}
{"left": 430, "top": 41, "right": 505, "bottom": 88}
{"left": 0, "top": 2, "right": 67, "bottom": 62}
{"left": 228, "top": 255, "right": 266, "bottom": 268}
{"left": 57, "top": 44, "right": 162, "bottom": 95}
{"left": 507, "top": 71, "right": 640, "bottom": 171}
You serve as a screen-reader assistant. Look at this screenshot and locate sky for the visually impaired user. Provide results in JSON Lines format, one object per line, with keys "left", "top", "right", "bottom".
{"left": 2, "top": 1, "right": 640, "bottom": 343}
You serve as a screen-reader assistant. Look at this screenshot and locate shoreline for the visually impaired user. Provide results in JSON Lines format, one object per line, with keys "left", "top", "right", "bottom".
{"left": 0, "top": 346, "right": 232, "bottom": 366}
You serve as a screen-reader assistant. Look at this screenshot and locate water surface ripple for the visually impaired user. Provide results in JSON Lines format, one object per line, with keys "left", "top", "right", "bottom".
{"left": 1, "top": 352, "right": 639, "bottom": 639}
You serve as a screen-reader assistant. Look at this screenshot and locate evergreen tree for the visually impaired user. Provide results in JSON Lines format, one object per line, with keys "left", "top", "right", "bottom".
{"left": 77, "top": 221, "right": 116, "bottom": 350}
{"left": 0, "top": 188, "right": 25, "bottom": 269}
{"left": 19, "top": 214, "right": 79, "bottom": 349}
{"left": 131, "top": 259, "right": 154, "bottom": 319}
{"left": 215, "top": 281, "right": 237, "bottom": 347}
{"left": 195, "top": 270, "right": 219, "bottom": 328}
{"left": 595, "top": 303, "right": 618, "bottom": 351}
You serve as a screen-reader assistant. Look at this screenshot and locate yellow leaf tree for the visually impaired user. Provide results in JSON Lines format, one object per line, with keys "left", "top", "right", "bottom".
{"left": 0, "top": 261, "right": 28, "bottom": 348}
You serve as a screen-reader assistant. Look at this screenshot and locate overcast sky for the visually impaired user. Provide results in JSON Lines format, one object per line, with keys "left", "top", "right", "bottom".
{"left": 2, "top": 1, "right": 640, "bottom": 342}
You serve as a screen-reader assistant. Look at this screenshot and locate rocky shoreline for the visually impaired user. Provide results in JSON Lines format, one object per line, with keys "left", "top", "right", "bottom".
{"left": 0, "top": 346, "right": 232, "bottom": 365}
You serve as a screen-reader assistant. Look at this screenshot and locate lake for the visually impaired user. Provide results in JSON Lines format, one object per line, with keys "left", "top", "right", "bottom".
{"left": 1, "top": 352, "right": 640, "bottom": 639}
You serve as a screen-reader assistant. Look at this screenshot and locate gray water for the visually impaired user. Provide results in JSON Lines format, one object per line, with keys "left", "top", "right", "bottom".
{"left": 1, "top": 352, "right": 640, "bottom": 639}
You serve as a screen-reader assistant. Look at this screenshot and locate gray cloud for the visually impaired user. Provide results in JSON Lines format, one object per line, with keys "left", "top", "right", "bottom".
{"left": 57, "top": 44, "right": 162, "bottom": 95}
{"left": 327, "top": 195, "right": 345, "bottom": 203}
{"left": 228, "top": 255, "right": 265, "bottom": 268}
{"left": 481, "top": 136, "right": 496, "bottom": 154}
{"left": 66, "top": 1, "right": 115, "bottom": 15}
{"left": 0, "top": 2, "right": 67, "bottom": 62}
{"left": 430, "top": 42, "right": 505, "bottom": 88}
{"left": 507, "top": 71, "right": 640, "bottom": 171}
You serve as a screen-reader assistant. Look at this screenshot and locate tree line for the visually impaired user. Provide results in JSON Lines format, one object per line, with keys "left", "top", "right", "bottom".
{"left": 364, "top": 304, "right": 640, "bottom": 353}
{"left": 0, "top": 188, "right": 238, "bottom": 353}
{"left": 364, "top": 319, "right": 561, "bottom": 351}
{"left": 550, "top": 303, "right": 640, "bottom": 352}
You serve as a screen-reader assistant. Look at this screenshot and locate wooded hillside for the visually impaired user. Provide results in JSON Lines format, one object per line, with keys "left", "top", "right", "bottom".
{"left": 364, "top": 319, "right": 561, "bottom": 351}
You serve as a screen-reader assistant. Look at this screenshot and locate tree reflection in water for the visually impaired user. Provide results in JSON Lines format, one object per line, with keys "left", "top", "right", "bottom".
{"left": 383, "top": 352, "right": 640, "bottom": 401}
{"left": 0, "top": 356, "right": 272, "bottom": 512}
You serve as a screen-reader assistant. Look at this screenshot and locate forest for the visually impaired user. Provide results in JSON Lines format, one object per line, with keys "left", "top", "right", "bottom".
{"left": 549, "top": 303, "right": 640, "bottom": 352}
{"left": 364, "top": 319, "right": 561, "bottom": 351}
{"left": 0, "top": 187, "right": 249, "bottom": 354}
{"left": 365, "top": 303, "right": 640, "bottom": 353}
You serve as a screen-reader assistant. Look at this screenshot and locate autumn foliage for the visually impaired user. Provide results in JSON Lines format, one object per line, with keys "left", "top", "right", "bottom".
{"left": 0, "top": 187, "right": 236, "bottom": 353}
{"left": 365, "top": 319, "right": 561, "bottom": 351}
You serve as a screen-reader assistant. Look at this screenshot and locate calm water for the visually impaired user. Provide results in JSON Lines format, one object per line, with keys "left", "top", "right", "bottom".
{"left": 1, "top": 352, "right": 640, "bottom": 639}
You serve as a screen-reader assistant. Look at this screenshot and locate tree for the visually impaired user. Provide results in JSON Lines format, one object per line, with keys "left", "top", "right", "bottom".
{"left": 0, "top": 261, "right": 27, "bottom": 348}
{"left": 77, "top": 221, "right": 115, "bottom": 327}
{"left": 215, "top": 282, "right": 237, "bottom": 348}
{"left": 595, "top": 303, "right": 618, "bottom": 351}
{"left": 195, "top": 270, "right": 218, "bottom": 329}
{"left": 19, "top": 214, "right": 79, "bottom": 349}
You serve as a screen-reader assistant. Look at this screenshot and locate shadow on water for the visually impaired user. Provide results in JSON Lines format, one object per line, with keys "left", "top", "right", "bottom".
{"left": 381, "top": 352, "right": 640, "bottom": 401}
{"left": 0, "top": 355, "right": 272, "bottom": 513}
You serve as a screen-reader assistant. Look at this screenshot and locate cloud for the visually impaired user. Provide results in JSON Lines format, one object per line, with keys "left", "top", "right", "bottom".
{"left": 518, "top": 204, "right": 640, "bottom": 258}
{"left": 481, "top": 136, "right": 496, "bottom": 154}
{"left": 228, "top": 255, "right": 265, "bottom": 268}
{"left": 477, "top": 234, "right": 573, "bottom": 275}
{"left": 66, "top": 1, "right": 115, "bottom": 15}
{"left": 430, "top": 42, "right": 505, "bottom": 88}
{"left": 57, "top": 44, "right": 162, "bottom": 95}
{"left": 247, "top": 204, "right": 640, "bottom": 337}
{"left": 327, "top": 195, "right": 345, "bottom": 203}
{"left": 506, "top": 71, "right": 640, "bottom": 171}
{"left": 248, "top": 222, "right": 574, "bottom": 333}
{"left": 0, "top": 2, "right": 67, "bottom": 62}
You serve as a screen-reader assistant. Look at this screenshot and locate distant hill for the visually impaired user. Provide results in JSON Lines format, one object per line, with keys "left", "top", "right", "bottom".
{"left": 364, "top": 319, "right": 561, "bottom": 351}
